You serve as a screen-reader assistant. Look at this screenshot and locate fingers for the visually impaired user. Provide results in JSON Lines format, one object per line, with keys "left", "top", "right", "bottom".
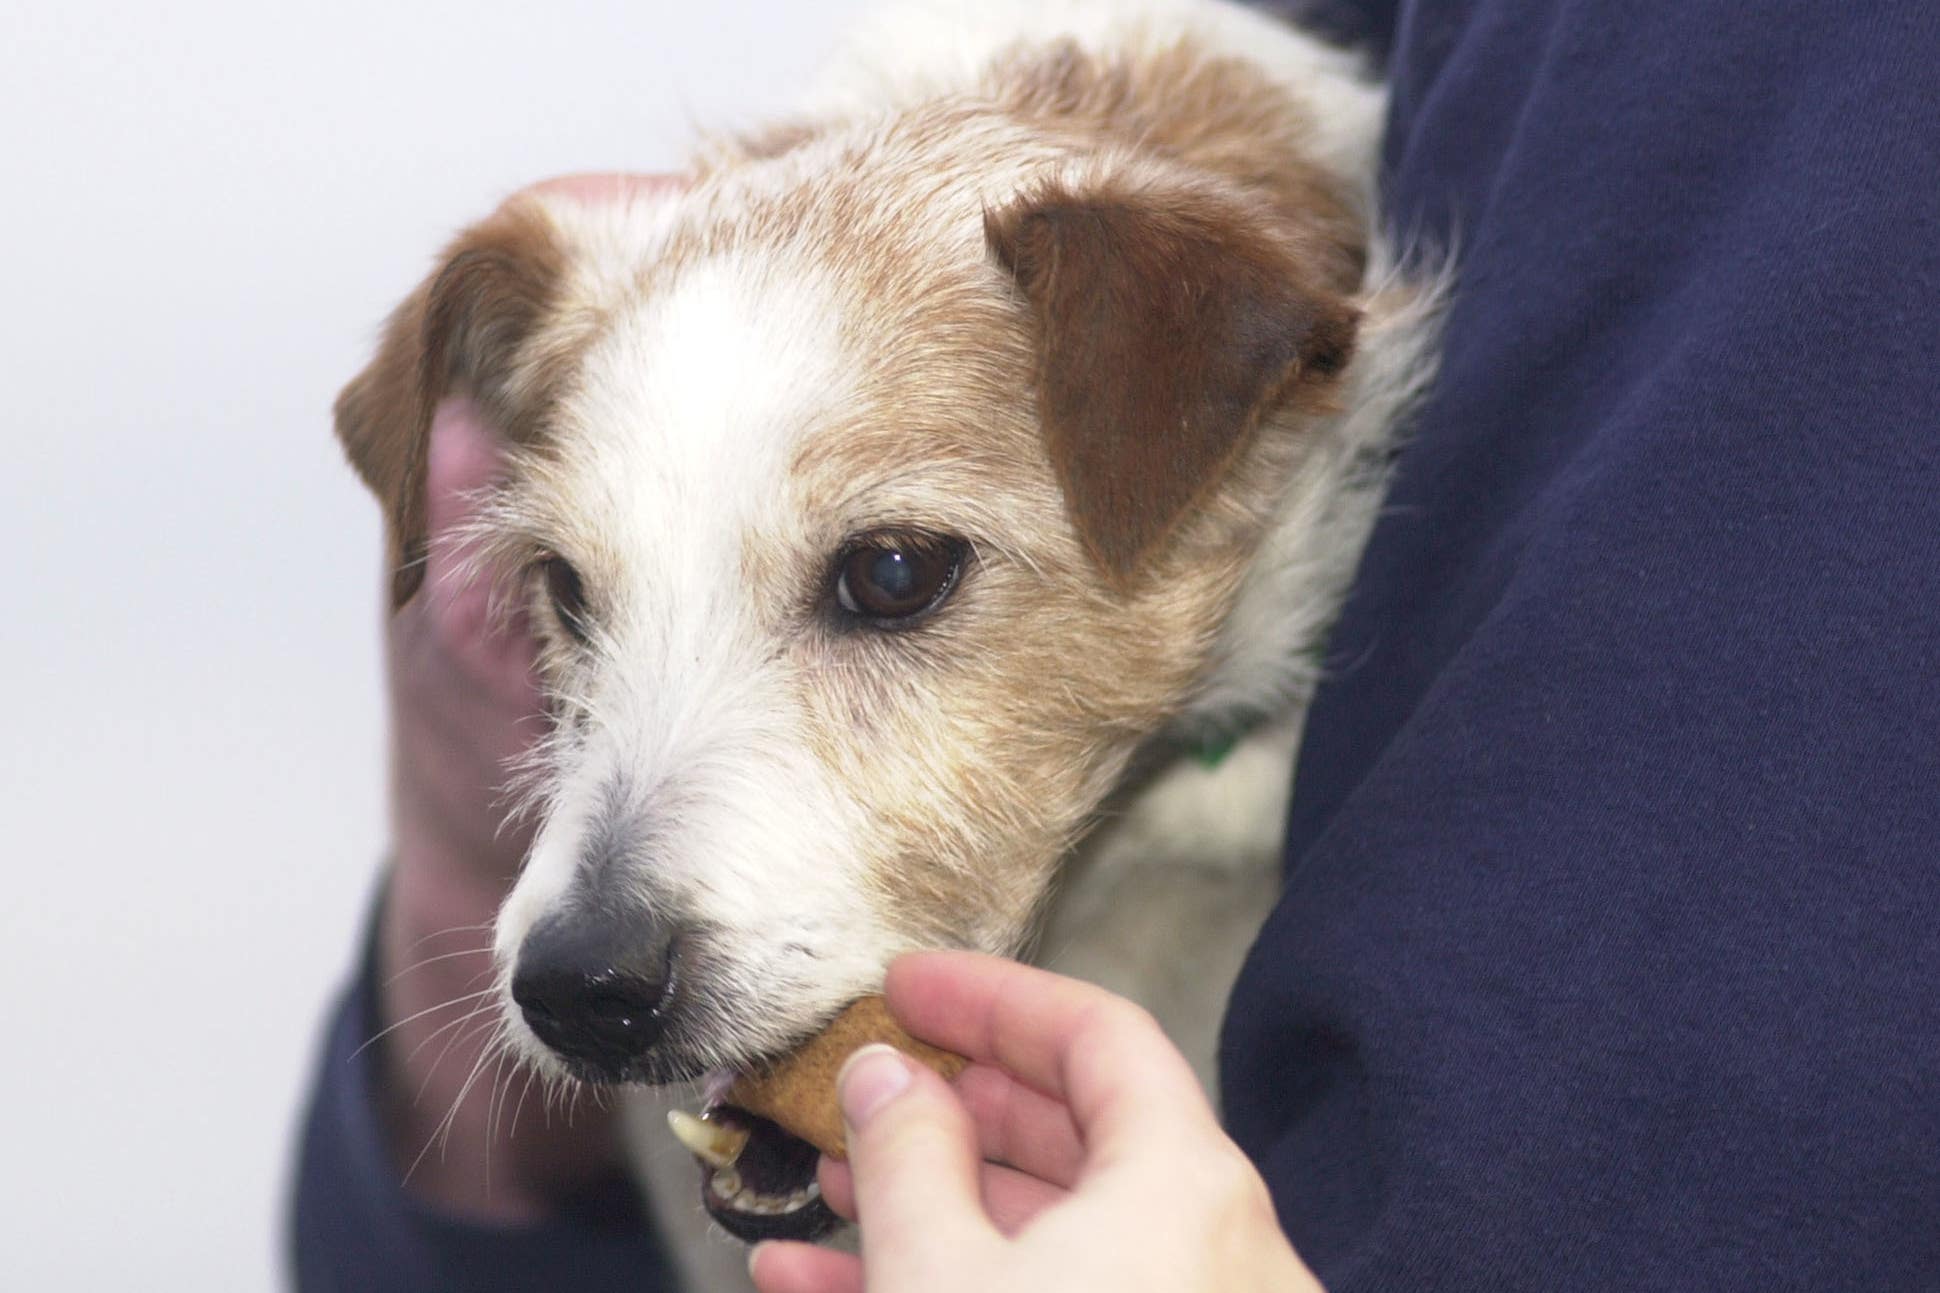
{"left": 953, "top": 1062, "right": 1085, "bottom": 1186}
{"left": 975, "top": 1161, "right": 1067, "bottom": 1236}
{"left": 397, "top": 399, "right": 541, "bottom": 709}
{"left": 387, "top": 400, "right": 543, "bottom": 867}
{"left": 824, "top": 965, "right": 1319, "bottom": 1290}
{"left": 837, "top": 1044, "right": 994, "bottom": 1283}
{"left": 521, "top": 172, "right": 687, "bottom": 204}
{"left": 420, "top": 396, "right": 504, "bottom": 544}
{"left": 747, "top": 1242, "right": 862, "bottom": 1293}
{"left": 883, "top": 952, "right": 1217, "bottom": 1161}
{"left": 820, "top": 1153, "right": 1065, "bottom": 1238}
{"left": 819, "top": 1053, "right": 1085, "bottom": 1235}
{"left": 823, "top": 1060, "right": 1084, "bottom": 1204}
{"left": 814, "top": 1155, "right": 854, "bottom": 1218}
{"left": 416, "top": 401, "right": 533, "bottom": 677}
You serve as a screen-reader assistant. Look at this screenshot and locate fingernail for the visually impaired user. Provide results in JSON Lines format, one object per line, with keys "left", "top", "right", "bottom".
{"left": 839, "top": 1044, "right": 913, "bottom": 1128}
{"left": 747, "top": 1241, "right": 768, "bottom": 1282}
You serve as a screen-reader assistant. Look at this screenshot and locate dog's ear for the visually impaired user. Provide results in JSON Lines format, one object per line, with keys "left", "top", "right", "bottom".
{"left": 335, "top": 200, "right": 566, "bottom": 607}
{"left": 985, "top": 179, "right": 1359, "bottom": 584}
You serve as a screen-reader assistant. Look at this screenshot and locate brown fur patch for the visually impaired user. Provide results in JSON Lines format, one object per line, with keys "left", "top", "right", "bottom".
{"left": 334, "top": 199, "right": 570, "bottom": 605}
{"left": 985, "top": 179, "right": 1359, "bottom": 582}
{"left": 996, "top": 40, "right": 1368, "bottom": 292}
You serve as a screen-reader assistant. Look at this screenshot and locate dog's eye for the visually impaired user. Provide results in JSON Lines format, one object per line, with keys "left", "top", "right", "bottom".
{"left": 541, "top": 555, "right": 591, "bottom": 644}
{"left": 835, "top": 534, "right": 964, "bottom": 624}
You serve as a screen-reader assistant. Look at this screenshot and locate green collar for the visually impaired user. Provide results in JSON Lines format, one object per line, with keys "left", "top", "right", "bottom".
{"left": 1191, "top": 716, "right": 1262, "bottom": 769}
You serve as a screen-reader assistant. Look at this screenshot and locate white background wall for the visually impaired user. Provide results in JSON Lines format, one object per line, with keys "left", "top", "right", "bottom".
{"left": 0, "top": 2, "right": 867, "bottom": 1286}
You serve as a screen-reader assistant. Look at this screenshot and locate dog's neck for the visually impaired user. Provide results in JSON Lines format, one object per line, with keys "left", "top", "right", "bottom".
{"left": 1178, "top": 251, "right": 1448, "bottom": 746}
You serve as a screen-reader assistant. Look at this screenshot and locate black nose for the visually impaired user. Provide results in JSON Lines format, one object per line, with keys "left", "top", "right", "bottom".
{"left": 511, "top": 908, "right": 679, "bottom": 1078}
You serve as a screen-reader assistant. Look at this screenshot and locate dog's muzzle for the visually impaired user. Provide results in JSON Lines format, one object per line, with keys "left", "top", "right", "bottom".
{"left": 510, "top": 899, "right": 842, "bottom": 1241}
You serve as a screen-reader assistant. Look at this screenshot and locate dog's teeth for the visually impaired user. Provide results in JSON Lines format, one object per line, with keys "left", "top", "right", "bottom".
{"left": 668, "top": 1108, "right": 750, "bottom": 1169}
{"left": 728, "top": 1184, "right": 816, "bottom": 1216}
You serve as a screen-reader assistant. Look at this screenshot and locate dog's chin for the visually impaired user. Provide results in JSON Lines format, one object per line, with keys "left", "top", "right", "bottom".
{"left": 694, "top": 1106, "right": 841, "bottom": 1242}
{"left": 538, "top": 1046, "right": 840, "bottom": 1243}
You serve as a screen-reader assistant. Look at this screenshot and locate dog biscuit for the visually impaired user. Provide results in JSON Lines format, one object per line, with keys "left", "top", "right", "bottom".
{"left": 731, "top": 996, "right": 968, "bottom": 1159}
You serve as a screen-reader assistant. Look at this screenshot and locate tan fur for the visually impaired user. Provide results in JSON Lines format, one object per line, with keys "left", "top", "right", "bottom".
{"left": 709, "top": 74, "right": 1370, "bottom": 945}
{"left": 345, "top": 11, "right": 1384, "bottom": 1007}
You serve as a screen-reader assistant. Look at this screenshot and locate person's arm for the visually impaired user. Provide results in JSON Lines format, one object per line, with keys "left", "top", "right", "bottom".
{"left": 775, "top": 3, "right": 1940, "bottom": 1289}
{"left": 1224, "top": 2, "right": 1940, "bottom": 1289}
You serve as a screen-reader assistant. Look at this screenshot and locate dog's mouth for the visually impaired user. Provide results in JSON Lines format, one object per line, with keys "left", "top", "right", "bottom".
{"left": 669, "top": 1102, "right": 839, "bottom": 1243}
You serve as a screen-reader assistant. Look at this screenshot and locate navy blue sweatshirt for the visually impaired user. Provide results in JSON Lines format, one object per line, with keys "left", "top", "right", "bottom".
{"left": 293, "top": 1, "right": 1940, "bottom": 1287}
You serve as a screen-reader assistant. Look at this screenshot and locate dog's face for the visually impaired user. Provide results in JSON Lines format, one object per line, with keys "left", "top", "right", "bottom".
{"left": 338, "top": 119, "right": 1358, "bottom": 1099}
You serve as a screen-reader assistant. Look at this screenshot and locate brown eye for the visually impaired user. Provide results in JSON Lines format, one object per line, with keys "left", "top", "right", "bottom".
{"left": 834, "top": 534, "right": 965, "bottom": 624}
{"left": 540, "top": 555, "right": 590, "bottom": 643}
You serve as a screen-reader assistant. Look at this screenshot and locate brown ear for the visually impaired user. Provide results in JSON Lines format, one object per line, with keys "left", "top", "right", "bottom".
{"left": 985, "top": 180, "right": 1359, "bottom": 582}
{"left": 335, "top": 200, "right": 566, "bottom": 606}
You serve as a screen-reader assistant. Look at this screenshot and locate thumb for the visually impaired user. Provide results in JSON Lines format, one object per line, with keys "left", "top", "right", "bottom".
{"left": 838, "top": 1045, "right": 993, "bottom": 1282}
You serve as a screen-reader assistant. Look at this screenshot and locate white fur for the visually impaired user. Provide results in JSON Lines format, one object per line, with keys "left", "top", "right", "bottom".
{"left": 811, "top": 0, "right": 1386, "bottom": 187}
{"left": 495, "top": 254, "right": 910, "bottom": 1076}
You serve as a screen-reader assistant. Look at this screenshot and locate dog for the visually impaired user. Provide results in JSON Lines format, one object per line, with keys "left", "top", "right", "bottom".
{"left": 336, "top": 0, "right": 1439, "bottom": 1283}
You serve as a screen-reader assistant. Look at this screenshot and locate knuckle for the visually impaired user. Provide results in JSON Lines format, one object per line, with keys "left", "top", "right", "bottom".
{"left": 1086, "top": 996, "right": 1165, "bottom": 1046}
{"left": 1188, "top": 1145, "right": 1277, "bottom": 1217}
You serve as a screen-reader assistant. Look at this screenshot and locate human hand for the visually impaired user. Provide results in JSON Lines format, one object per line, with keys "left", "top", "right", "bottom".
{"left": 748, "top": 952, "right": 1324, "bottom": 1293}
{"left": 367, "top": 174, "right": 675, "bottom": 1221}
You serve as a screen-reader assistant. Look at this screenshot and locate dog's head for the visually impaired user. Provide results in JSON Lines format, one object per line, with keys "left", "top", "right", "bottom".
{"left": 340, "top": 131, "right": 1357, "bottom": 1112}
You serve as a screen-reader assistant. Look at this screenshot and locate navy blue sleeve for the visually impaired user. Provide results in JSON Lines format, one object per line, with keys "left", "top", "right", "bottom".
{"left": 1224, "top": 2, "right": 1940, "bottom": 1290}
{"left": 288, "top": 888, "right": 677, "bottom": 1292}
